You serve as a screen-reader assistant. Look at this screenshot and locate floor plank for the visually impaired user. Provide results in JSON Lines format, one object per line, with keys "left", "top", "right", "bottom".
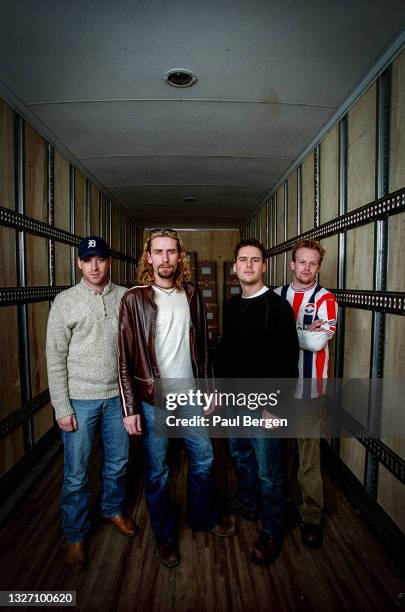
{"left": 0, "top": 438, "right": 404, "bottom": 611}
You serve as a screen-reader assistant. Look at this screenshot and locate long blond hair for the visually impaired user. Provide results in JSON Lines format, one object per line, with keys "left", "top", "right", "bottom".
{"left": 137, "top": 229, "right": 192, "bottom": 289}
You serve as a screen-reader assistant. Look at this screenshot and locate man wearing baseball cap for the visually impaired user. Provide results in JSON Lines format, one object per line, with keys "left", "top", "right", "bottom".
{"left": 46, "top": 236, "right": 137, "bottom": 574}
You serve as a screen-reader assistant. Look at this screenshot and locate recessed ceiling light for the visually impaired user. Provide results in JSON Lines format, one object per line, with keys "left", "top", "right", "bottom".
{"left": 164, "top": 69, "right": 198, "bottom": 88}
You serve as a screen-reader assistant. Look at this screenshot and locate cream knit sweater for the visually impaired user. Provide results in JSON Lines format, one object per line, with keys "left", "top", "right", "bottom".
{"left": 46, "top": 278, "right": 126, "bottom": 421}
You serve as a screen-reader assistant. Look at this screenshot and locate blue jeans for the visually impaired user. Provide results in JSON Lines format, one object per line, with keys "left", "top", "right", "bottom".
{"left": 140, "top": 402, "right": 219, "bottom": 544}
{"left": 228, "top": 436, "right": 284, "bottom": 536}
{"left": 61, "top": 397, "right": 129, "bottom": 543}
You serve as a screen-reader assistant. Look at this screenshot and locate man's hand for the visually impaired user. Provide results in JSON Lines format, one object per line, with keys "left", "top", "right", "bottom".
{"left": 57, "top": 414, "right": 78, "bottom": 432}
{"left": 307, "top": 319, "right": 326, "bottom": 332}
{"left": 123, "top": 414, "right": 142, "bottom": 436}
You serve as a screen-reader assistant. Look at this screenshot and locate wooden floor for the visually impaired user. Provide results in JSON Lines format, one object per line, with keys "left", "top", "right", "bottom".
{"left": 0, "top": 438, "right": 404, "bottom": 612}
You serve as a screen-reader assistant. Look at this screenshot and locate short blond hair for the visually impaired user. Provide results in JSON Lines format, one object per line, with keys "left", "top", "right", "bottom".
{"left": 292, "top": 239, "right": 325, "bottom": 264}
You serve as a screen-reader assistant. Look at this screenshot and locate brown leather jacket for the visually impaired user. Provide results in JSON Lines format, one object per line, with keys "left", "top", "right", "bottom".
{"left": 118, "top": 283, "right": 211, "bottom": 417}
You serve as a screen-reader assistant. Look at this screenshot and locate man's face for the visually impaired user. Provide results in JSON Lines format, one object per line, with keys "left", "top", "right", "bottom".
{"left": 291, "top": 247, "right": 321, "bottom": 288}
{"left": 77, "top": 256, "right": 111, "bottom": 291}
{"left": 147, "top": 236, "right": 180, "bottom": 282}
{"left": 233, "top": 246, "right": 266, "bottom": 285}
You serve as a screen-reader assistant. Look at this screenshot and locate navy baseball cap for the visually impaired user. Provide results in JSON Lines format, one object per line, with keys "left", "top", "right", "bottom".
{"left": 78, "top": 236, "right": 111, "bottom": 260}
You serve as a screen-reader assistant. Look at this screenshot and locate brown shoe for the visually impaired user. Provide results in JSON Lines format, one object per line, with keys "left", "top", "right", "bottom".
{"left": 211, "top": 515, "right": 239, "bottom": 537}
{"left": 157, "top": 542, "right": 180, "bottom": 568}
{"left": 251, "top": 533, "right": 282, "bottom": 566}
{"left": 65, "top": 542, "right": 86, "bottom": 574}
{"left": 301, "top": 523, "right": 323, "bottom": 548}
{"left": 103, "top": 514, "right": 138, "bottom": 537}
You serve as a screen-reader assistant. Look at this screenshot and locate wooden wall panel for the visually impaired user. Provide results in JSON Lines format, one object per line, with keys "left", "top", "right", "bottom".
{"left": 318, "top": 235, "right": 338, "bottom": 290}
{"left": 28, "top": 302, "right": 48, "bottom": 398}
{"left": 0, "top": 226, "right": 17, "bottom": 287}
{"left": 90, "top": 184, "right": 100, "bottom": 235}
{"left": 178, "top": 230, "right": 240, "bottom": 332}
{"left": 339, "top": 439, "right": 366, "bottom": 483}
{"left": 345, "top": 225, "right": 374, "bottom": 290}
{"left": 341, "top": 308, "right": 372, "bottom": 484}
{"left": 0, "top": 429, "right": 25, "bottom": 479}
{"left": 381, "top": 317, "right": 405, "bottom": 445}
{"left": 287, "top": 173, "right": 297, "bottom": 239}
{"left": 0, "top": 98, "right": 15, "bottom": 209}
{"left": 275, "top": 254, "right": 284, "bottom": 286}
{"left": 55, "top": 242, "right": 71, "bottom": 286}
{"left": 54, "top": 150, "right": 70, "bottom": 231}
{"left": 33, "top": 403, "right": 54, "bottom": 444}
{"left": 74, "top": 170, "right": 87, "bottom": 237}
{"left": 111, "top": 205, "right": 119, "bottom": 250}
{"left": 377, "top": 465, "right": 405, "bottom": 533}
{"left": 301, "top": 152, "right": 314, "bottom": 232}
{"left": 25, "top": 234, "right": 48, "bottom": 286}
{"left": 343, "top": 308, "right": 372, "bottom": 377}
{"left": 389, "top": 49, "right": 405, "bottom": 193}
{"left": 387, "top": 214, "right": 405, "bottom": 292}
{"left": 276, "top": 186, "right": 284, "bottom": 245}
{"left": 24, "top": 123, "right": 47, "bottom": 222}
{"left": 347, "top": 84, "right": 376, "bottom": 211}
{"left": 261, "top": 205, "right": 267, "bottom": 247}
{"left": 0, "top": 306, "right": 21, "bottom": 417}
{"left": 320, "top": 125, "right": 339, "bottom": 224}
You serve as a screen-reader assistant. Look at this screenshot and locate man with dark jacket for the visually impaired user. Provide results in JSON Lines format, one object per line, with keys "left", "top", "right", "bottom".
{"left": 220, "top": 238, "right": 299, "bottom": 566}
{"left": 118, "top": 229, "right": 236, "bottom": 568}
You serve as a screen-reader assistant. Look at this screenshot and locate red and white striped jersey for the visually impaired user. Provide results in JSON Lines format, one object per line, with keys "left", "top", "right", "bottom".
{"left": 274, "top": 283, "right": 338, "bottom": 386}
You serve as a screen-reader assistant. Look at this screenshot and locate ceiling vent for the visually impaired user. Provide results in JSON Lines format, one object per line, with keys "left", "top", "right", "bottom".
{"left": 164, "top": 69, "right": 197, "bottom": 88}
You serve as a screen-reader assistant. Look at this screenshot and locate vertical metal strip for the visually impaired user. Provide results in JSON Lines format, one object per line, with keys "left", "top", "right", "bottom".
{"left": 332, "top": 116, "right": 348, "bottom": 454}
{"left": 273, "top": 192, "right": 277, "bottom": 286}
{"left": 69, "top": 165, "right": 76, "bottom": 286}
{"left": 15, "top": 115, "right": 33, "bottom": 451}
{"left": 86, "top": 179, "right": 91, "bottom": 235}
{"left": 99, "top": 192, "right": 104, "bottom": 238}
{"left": 314, "top": 144, "right": 320, "bottom": 227}
{"left": 365, "top": 68, "right": 391, "bottom": 497}
{"left": 108, "top": 199, "right": 112, "bottom": 246}
{"left": 47, "top": 144, "right": 55, "bottom": 288}
{"left": 265, "top": 200, "right": 270, "bottom": 285}
{"left": 297, "top": 166, "right": 302, "bottom": 236}
{"left": 283, "top": 181, "right": 288, "bottom": 283}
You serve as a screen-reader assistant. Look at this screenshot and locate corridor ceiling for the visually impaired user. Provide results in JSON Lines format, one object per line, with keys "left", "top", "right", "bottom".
{"left": 0, "top": 1, "right": 404, "bottom": 229}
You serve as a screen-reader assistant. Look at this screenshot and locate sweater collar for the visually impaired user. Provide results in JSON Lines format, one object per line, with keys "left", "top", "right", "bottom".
{"left": 80, "top": 277, "right": 112, "bottom": 296}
